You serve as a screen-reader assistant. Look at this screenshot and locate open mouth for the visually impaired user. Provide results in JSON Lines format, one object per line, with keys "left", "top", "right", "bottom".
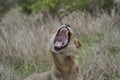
{"left": 54, "top": 27, "right": 70, "bottom": 51}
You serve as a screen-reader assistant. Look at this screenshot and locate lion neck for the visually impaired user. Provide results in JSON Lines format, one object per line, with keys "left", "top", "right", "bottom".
{"left": 51, "top": 52, "right": 79, "bottom": 80}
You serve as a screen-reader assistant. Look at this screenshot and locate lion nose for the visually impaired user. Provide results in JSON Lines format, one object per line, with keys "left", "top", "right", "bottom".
{"left": 65, "top": 24, "right": 70, "bottom": 27}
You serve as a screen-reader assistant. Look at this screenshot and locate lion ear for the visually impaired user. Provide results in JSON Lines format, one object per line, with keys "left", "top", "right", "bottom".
{"left": 74, "top": 38, "right": 81, "bottom": 48}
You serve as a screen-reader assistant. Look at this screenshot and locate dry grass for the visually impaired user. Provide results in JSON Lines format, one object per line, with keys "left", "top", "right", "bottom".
{"left": 0, "top": 9, "right": 120, "bottom": 80}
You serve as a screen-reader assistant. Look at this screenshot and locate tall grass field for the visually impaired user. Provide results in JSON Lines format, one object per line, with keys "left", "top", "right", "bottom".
{"left": 0, "top": 9, "right": 120, "bottom": 80}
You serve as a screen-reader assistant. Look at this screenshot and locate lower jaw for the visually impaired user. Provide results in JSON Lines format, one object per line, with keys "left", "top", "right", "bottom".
{"left": 54, "top": 46, "right": 62, "bottom": 51}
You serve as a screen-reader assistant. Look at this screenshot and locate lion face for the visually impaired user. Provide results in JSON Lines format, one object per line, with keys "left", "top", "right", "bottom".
{"left": 50, "top": 24, "right": 80, "bottom": 54}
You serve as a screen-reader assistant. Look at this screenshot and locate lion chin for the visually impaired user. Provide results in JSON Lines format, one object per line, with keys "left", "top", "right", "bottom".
{"left": 24, "top": 24, "right": 81, "bottom": 80}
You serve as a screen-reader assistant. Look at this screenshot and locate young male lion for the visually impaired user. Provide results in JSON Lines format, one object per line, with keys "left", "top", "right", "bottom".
{"left": 24, "top": 24, "right": 81, "bottom": 80}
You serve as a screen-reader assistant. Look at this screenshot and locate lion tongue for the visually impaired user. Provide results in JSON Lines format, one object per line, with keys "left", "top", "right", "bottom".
{"left": 55, "top": 41, "right": 63, "bottom": 47}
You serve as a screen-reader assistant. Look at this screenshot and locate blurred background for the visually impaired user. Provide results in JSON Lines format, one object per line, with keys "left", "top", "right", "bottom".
{"left": 0, "top": 0, "right": 120, "bottom": 80}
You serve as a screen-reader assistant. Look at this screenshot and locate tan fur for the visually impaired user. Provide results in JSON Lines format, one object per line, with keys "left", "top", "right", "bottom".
{"left": 24, "top": 25, "right": 81, "bottom": 80}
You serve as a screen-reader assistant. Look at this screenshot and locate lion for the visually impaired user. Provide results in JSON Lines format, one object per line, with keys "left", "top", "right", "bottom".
{"left": 24, "top": 24, "right": 81, "bottom": 80}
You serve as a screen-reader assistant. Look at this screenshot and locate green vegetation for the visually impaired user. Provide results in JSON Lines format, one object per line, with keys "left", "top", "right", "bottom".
{"left": 0, "top": 0, "right": 116, "bottom": 16}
